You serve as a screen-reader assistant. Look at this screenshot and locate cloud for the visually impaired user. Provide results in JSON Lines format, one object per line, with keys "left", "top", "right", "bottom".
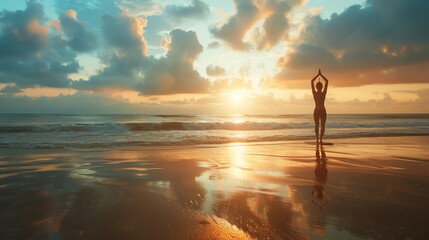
{"left": 119, "top": 0, "right": 209, "bottom": 48}
{"left": 0, "top": 1, "right": 48, "bottom": 58}
{"left": 416, "top": 89, "right": 429, "bottom": 104}
{"left": 137, "top": 29, "right": 210, "bottom": 95}
{"left": 276, "top": 0, "right": 429, "bottom": 86}
{"left": 206, "top": 65, "right": 226, "bottom": 76}
{"left": 1, "top": 87, "right": 428, "bottom": 114}
{"left": 103, "top": 11, "right": 148, "bottom": 53}
{"left": 211, "top": 0, "right": 302, "bottom": 51}
{"left": 0, "top": 91, "right": 214, "bottom": 114}
{"left": 144, "top": 15, "right": 173, "bottom": 48}
{"left": 55, "top": 1, "right": 207, "bottom": 95}
{"left": 73, "top": 11, "right": 148, "bottom": 90}
{"left": 325, "top": 91, "right": 429, "bottom": 113}
{"left": 72, "top": 13, "right": 209, "bottom": 96}
{"left": 118, "top": 0, "right": 162, "bottom": 17}
{"left": 254, "top": 0, "right": 302, "bottom": 50}
{"left": 165, "top": 0, "right": 210, "bottom": 20}
{"left": 0, "top": 85, "right": 22, "bottom": 94}
{"left": 55, "top": 0, "right": 121, "bottom": 31}
{"left": 398, "top": 88, "right": 429, "bottom": 105}
{"left": 207, "top": 41, "right": 220, "bottom": 49}
{"left": 0, "top": 91, "right": 139, "bottom": 114}
{"left": 0, "top": 1, "right": 84, "bottom": 88}
{"left": 211, "top": 78, "right": 253, "bottom": 91}
{"left": 59, "top": 10, "right": 98, "bottom": 52}
{"left": 211, "top": 0, "right": 260, "bottom": 50}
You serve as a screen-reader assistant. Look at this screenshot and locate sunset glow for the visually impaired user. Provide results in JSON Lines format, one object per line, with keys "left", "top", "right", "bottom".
{"left": 0, "top": 0, "right": 427, "bottom": 114}
{"left": 229, "top": 90, "right": 247, "bottom": 106}
{"left": 1, "top": 2, "right": 429, "bottom": 239}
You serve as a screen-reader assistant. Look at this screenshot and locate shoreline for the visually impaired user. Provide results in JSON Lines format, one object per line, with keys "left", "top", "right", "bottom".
{"left": 64, "top": 135, "right": 429, "bottom": 152}
{"left": 2, "top": 134, "right": 429, "bottom": 151}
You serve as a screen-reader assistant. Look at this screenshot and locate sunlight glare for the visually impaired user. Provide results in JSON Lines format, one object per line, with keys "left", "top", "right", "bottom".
{"left": 229, "top": 90, "right": 246, "bottom": 106}
{"left": 230, "top": 143, "right": 247, "bottom": 179}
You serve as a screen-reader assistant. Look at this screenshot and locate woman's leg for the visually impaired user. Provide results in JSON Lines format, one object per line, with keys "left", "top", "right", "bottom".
{"left": 313, "top": 109, "right": 320, "bottom": 142}
{"left": 320, "top": 109, "right": 327, "bottom": 142}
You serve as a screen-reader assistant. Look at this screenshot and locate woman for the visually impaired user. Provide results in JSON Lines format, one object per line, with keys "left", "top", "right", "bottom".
{"left": 311, "top": 69, "right": 328, "bottom": 143}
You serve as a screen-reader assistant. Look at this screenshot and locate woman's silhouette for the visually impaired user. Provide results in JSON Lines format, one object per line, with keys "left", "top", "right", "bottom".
{"left": 311, "top": 69, "right": 329, "bottom": 143}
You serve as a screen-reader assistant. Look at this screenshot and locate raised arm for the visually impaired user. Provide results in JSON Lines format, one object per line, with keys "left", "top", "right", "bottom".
{"left": 311, "top": 70, "right": 320, "bottom": 94}
{"left": 320, "top": 73, "right": 329, "bottom": 94}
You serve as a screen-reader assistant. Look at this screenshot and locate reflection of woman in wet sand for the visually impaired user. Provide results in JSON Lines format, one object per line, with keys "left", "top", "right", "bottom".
{"left": 311, "top": 69, "right": 329, "bottom": 143}
{"left": 312, "top": 145, "right": 329, "bottom": 211}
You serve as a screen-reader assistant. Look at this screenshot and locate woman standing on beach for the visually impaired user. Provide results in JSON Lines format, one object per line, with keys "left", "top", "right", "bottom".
{"left": 311, "top": 69, "right": 329, "bottom": 143}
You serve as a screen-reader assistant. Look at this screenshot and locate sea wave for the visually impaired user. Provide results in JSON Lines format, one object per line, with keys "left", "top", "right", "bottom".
{"left": 1, "top": 120, "right": 429, "bottom": 133}
{"left": 1, "top": 131, "right": 428, "bottom": 149}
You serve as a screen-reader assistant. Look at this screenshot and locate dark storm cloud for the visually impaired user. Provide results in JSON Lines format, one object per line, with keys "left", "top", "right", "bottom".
{"left": 59, "top": 10, "right": 98, "bottom": 52}
{"left": 137, "top": 29, "right": 210, "bottom": 95}
{"left": 277, "top": 0, "right": 429, "bottom": 86}
{"left": 165, "top": 0, "right": 210, "bottom": 20}
{"left": 211, "top": 0, "right": 302, "bottom": 51}
{"left": 0, "top": 1, "right": 84, "bottom": 88}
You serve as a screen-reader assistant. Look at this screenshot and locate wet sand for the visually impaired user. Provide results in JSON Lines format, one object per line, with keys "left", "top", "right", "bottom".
{"left": 1, "top": 136, "right": 428, "bottom": 239}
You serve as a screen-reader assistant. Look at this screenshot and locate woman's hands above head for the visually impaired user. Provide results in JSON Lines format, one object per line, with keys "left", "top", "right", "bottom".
{"left": 317, "top": 69, "right": 328, "bottom": 82}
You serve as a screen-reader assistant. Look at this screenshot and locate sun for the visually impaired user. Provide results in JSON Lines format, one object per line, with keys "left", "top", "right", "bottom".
{"left": 229, "top": 89, "right": 247, "bottom": 106}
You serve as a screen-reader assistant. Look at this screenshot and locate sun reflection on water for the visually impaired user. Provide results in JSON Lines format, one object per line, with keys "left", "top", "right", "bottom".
{"left": 231, "top": 114, "right": 245, "bottom": 124}
{"left": 230, "top": 143, "right": 248, "bottom": 179}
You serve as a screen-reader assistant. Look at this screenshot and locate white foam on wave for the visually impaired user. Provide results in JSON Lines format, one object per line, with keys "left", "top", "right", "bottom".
{"left": 1, "top": 114, "right": 428, "bottom": 149}
{"left": 1, "top": 120, "right": 428, "bottom": 133}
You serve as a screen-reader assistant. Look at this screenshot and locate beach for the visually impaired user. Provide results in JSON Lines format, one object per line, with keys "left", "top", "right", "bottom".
{"left": 1, "top": 136, "right": 428, "bottom": 239}
{"left": 1, "top": 0, "right": 428, "bottom": 239}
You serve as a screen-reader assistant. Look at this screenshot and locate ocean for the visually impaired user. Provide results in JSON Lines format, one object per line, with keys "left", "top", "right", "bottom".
{"left": 1, "top": 114, "right": 429, "bottom": 239}
{"left": 0, "top": 113, "right": 428, "bottom": 149}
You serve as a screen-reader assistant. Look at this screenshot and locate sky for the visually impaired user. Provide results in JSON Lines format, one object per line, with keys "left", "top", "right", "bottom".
{"left": 0, "top": 0, "right": 428, "bottom": 114}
